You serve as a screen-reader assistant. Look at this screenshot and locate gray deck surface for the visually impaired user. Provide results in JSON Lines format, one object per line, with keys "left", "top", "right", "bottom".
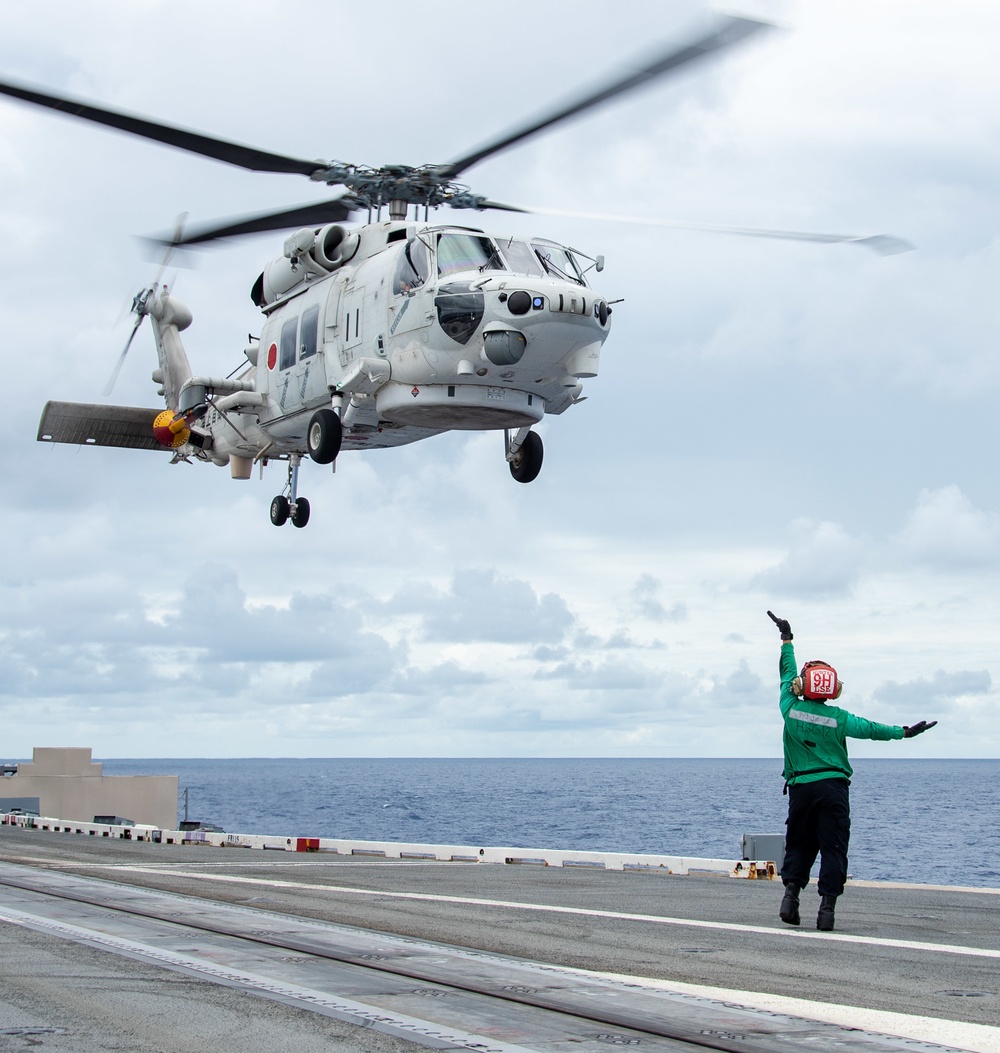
{"left": 0, "top": 827, "right": 997, "bottom": 1052}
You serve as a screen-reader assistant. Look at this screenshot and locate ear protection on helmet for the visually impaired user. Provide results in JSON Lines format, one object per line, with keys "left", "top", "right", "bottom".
{"left": 791, "top": 660, "right": 843, "bottom": 700}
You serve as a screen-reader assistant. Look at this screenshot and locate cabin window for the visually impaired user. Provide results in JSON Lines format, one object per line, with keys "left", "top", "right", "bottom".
{"left": 532, "top": 241, "right": 586, "bottom": 285}
{"left": 437, "top": 233, "right": 502, "bottom": 278}
{"left": 279, "top": 317, "right": 297, "bottom": 370}
{"left": 499, "top": 239, "right": 544, "bottom": 277}
{"left": 300, "top": 305, "right": 320, "bottom": 359}
{"left": 393, "top": 239, "right": 430, "bottom": 295}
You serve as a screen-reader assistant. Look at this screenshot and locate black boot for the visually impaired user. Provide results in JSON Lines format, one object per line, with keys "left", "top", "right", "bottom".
{"left": 779, "top": 883, "right": 801, "bottom": 926}
{"left": 817, "top": 894, "right": 837, "bottom": 931}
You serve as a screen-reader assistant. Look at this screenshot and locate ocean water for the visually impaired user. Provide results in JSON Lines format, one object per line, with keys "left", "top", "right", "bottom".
{"left": 100, "top": 758, "right": 1000, "bottom": 889}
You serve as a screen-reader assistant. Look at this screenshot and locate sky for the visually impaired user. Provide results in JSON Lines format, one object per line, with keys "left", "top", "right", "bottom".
{"left": 0, "top": 0, "right": 997, "bottom": 759}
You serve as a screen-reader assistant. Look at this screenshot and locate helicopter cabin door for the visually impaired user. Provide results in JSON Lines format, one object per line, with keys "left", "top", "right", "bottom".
{"left": 258, "top": 296, "right": 328, "bottom": 428}
{"left": 292, "top": 301, "right": 328, "bottom": 408}
{"left": 387, "top": 237, "right": 433, "bottom": 339}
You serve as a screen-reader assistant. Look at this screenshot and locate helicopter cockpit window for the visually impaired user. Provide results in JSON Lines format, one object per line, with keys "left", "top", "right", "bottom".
{"left": 279, "top": 317, "right": 298, "bottom": 371}
{"left": 498, "top": 239, "right": 544, "bottom": 277}
{"left": 531, "top": 241, "right": 586, "bottom": 286}
{"left": 300, "top": 305, "right": 320, "bottom": 359}
{"left": 436, "top": 233, "right": 503, "bottom": 278}
{"left": 392, "top": 238, "right": 430, "bottom": 295}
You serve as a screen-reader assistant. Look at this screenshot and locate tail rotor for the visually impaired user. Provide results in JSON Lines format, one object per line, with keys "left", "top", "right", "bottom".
{"left": 103, "top": 288, "right": 153, "bottom": 395}
{"left": 103, "top": 214, "right": 187, "bottom": 396}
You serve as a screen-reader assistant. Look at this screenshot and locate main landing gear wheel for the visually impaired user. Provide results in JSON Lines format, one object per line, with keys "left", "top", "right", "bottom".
{"left": 270, "top": 495, "right": 290, "bottom": 526}
{"left": 509, "top": 430, "right": 544, "bottom": 483}
{"left": 271, "top": 454, "right": 312, "bottom": 528}
{"left": 307, "top": 408, "right": 342, "bottom": 464}
{"left": 290, "top": 497, "right": 310, "bottom": 528}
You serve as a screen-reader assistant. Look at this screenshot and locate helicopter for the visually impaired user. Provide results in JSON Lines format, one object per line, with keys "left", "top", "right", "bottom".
{"left": 4, "top": 15, "right": 907, "bottom": 528}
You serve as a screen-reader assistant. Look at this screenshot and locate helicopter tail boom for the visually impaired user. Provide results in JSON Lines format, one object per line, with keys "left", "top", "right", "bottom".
{"left": 146, "top": 288, "right": 194, "bottom": 411}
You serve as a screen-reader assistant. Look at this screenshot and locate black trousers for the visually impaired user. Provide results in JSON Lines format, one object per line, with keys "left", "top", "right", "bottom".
{"left": 780, "top": 777, "right": 851, "bottom": 897}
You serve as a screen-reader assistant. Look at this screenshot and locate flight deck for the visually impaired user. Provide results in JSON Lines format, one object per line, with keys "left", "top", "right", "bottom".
{"left": 1, "top": 825, "right": 997, "bottom": 1052}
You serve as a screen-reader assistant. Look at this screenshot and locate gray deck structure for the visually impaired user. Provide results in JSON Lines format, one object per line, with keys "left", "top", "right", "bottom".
{"left": 0, "top": 827, "right": 996, "bottom": 1052}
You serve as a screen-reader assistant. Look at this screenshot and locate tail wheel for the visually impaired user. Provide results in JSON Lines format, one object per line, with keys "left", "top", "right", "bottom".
{"left": 291, "top": 497, "right": 311, "bottom": 528}
{"left": 270, "top": 495, "right": 290, "bottom": 526}
{"left": 509, "top": 430, "right": 543, "bottom": 483}
{"left": 307, "top": 408, "right": 342, "bottom": 464}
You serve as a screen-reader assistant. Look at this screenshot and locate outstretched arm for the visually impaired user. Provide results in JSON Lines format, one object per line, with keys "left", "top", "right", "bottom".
{"left": 845, "top": 715, "right": 939, "bottom": 741}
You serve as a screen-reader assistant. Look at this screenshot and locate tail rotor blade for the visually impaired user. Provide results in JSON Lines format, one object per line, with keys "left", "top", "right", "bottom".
{"left": 103, "top": 314, "right": 144, "bottom": 396}
{"left": 104, "top": 219, "right": 184, "bottom": 396}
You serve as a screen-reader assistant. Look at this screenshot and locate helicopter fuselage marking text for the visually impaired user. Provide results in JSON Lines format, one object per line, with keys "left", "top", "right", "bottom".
{"left": 389, "top": 297, "right": 410, "bottom": 334}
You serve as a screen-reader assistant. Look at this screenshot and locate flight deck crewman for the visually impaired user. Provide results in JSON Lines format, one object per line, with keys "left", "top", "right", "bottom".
{"left": 766, "top": 611, "right": 937, "bottom": 932}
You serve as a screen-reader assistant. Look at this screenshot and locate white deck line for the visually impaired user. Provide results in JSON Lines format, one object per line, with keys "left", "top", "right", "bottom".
{"left": 583, "top": 972, "right": 1000, "bottom": 1053}
{"left": 62, "top": 859, "right": 1000, "bottom": 894}
{"left": 5, "top": 819, "right": 999, "bottom": 1052}
{"left": 111, "top": 866, "right": 1000, "bottom": 962}
{"left": 0, "top": 903, "right": 538, "bottom": 1053}
{"left": 5, "top": 883, "right": 994, "bottom": 1053}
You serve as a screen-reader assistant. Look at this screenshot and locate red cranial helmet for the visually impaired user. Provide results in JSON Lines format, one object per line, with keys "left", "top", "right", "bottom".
{"left": 791, "top": 660, "right": 843, "bottom": 700}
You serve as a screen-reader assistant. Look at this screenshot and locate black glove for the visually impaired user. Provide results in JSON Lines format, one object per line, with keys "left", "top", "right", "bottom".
{"left": 767, "top": 610, "right": 793, "bottom": 641}
{"left": 903, "top": 720, "right": 938, "bottom": 738}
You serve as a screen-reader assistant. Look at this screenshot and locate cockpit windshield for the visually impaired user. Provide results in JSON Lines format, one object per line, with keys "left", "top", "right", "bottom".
{"left": 434, "top": 231, "right": 587, "bottom": 284}
{"left": 531, "top": 241, "right": 586, "bottom": 286}
{"left": 437, "top": 232, "right": 504, "bottom": 277}
{"left": 497, "top": 238, "right": 544, "bottom": 277}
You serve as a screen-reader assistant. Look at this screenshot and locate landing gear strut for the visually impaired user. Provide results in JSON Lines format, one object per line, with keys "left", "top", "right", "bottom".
{"left": 270, "top": 454, "right": 311, "bottom": 527}
{"left": 506, "top": 428, "right": 544, "bottom": 483}
{"left": 269, "top": 401, "right": 342, "bottom": 527}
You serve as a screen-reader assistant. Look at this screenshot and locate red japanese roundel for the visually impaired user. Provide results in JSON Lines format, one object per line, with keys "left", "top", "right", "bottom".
{"left": 267, "top": 343, "right": 278, "bottom": 370}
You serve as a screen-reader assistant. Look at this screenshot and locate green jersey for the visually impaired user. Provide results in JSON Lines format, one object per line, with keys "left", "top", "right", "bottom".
{"left": 780, "top": 642, "right": 903, "bottom": 786}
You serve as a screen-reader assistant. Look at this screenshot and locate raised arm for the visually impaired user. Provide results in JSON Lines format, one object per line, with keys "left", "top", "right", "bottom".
{"left": 768, "top": 612, "right": 798, "bottom": 716}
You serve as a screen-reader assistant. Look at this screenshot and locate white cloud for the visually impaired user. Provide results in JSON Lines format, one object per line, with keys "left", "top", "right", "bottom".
{"left": 628, "top": 574, "right": 688, "bottom": 623}
{"left": 535, "top": 657, "right": 661, "bottom": 694}
{"left": 0, "top": 2, "right": 999, "bottom": 759}
{"left": 749, "top": 519, "right": 866, "bottom": 598}
{"left": 873, "top": 669, "right": 992, "bottom": 713}
{"left": 893, "top": 485, "right": 1000, "bottom": 569}
{"left": 390, "top": 569, "right": 575, "bottom": 644}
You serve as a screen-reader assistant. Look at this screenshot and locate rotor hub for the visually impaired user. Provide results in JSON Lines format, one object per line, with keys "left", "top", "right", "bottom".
{"left": 309, "top": 162, "right": 482, "bottom": 212}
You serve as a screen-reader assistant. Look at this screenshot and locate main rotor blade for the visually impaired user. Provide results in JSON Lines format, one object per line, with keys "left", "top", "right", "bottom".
{"left": 157, "top": 197, "right": 360, "bottom": 247}
{"left": 0, "top": 77, "right": 325, "bottom": 176}
{"left": 439, "top": 14, "right": 771, "bottom": 179}
{"left": 515, "top": 206, "right": 915, "bottom": 255}
{"left": 472, "top": 199, "right": 531, "bottom": 213}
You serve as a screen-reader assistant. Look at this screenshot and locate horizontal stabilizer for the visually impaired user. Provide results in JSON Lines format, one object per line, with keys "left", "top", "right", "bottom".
{"left": 37, "top": 401, "right": 163, "bottom": 451}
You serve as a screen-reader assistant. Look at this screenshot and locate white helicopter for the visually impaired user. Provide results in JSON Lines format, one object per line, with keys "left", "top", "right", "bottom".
{"left": 5, "top": 15, "right": 906, "bottom": 528}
